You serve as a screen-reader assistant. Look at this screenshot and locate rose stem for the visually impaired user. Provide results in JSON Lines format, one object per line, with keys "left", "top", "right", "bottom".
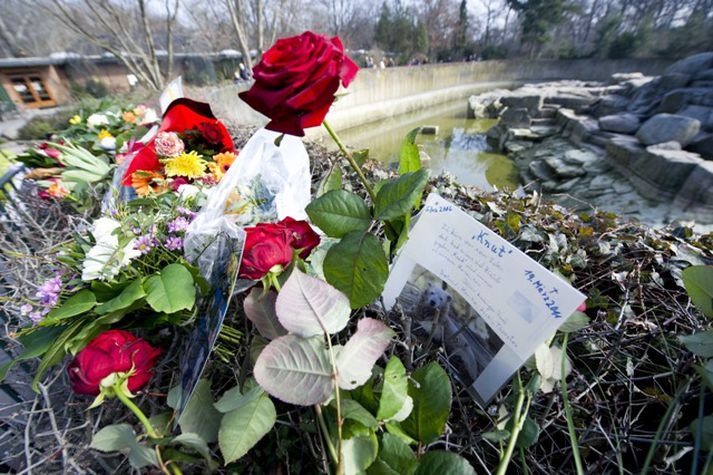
{"left": 113, "top": 384, "right": 174, "bottom": 475}
{"left": 314, "top": 404, "right": 339, "bottom": 465}
{"left": 495, "top": 371, "right": 532, "bottom": 475}
{"left": 324, "top": 333, "right": 344, "bottom": 475}
{"left": 323, "top": 120, "right": 376, "bottom": 202}
{"left": 113, "top": 385, "right": 160, "bottom": 439}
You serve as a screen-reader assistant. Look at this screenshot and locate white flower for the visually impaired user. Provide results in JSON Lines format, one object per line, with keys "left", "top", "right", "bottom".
{"left": 140, "top": 108, "right": 158, "bottom": 125}
{"left": 99, "top": 136, "right": 117, "bottom": 150}
{"left": 82, "top": 217, "right": 141, "bottom": 281}
{"left": 87, "top": 113, "right": 109, "bottom": 128}
{"left": 177, "top": 184, "right": 200, "bottom": 199}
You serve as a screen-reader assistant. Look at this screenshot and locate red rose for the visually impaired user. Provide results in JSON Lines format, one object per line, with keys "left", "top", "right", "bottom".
{"left": 240, "top": 223, "right": 294, "bottom": 280}
{"left": 280, "top": 217, "right": 320, "bottom": 259}
{"left": 197, "top": 122, "right": 223, "bottom": 144}
{"left": 67, "top": 330, "right": 161, "bottom": 396}
{"left": 239, "top": 31, "right": 359, "bottom": 136}
{"left": 122, "top": 98, "right": 234, "bottom": 185}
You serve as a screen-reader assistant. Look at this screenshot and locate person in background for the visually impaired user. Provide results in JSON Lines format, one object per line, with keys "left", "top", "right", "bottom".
{"left": 239, "top": 62, "right": 251, "bottom": 81}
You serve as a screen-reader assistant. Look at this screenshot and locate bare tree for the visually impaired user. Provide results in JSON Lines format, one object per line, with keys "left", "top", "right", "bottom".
{"left": 44, "top": 0, "right": 180, "bottom": 90}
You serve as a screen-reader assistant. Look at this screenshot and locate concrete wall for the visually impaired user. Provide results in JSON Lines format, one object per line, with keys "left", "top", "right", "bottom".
{"left": 193, "top": 58, "right": 672, "bottom": 134}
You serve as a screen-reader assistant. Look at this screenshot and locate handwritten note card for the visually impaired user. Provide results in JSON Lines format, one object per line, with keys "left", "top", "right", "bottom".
{"left": 383, "top": 193, "right": 585, "bottom": 403}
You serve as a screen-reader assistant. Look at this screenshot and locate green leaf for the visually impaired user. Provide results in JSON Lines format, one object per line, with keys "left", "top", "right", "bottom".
{"left": 317, "top": 165, "right": 343, "bottom": 197}
{"left": 690, "top": 416, "right": 713, "bottom": 451}
{"left": 515, "top": 416, "right": 540, "bottom": 448}
{"left": 367, "top": 433, "right": 417, "bottom": 475}
{"left": 413, "top": 451, "right": 476, "bottom": 475}
{"left": 172, "top": 379, "right": 221, "bottom": 443}
{"left": 91, "top": 280, "right": 132, "bottom": 302}
{"left": 145, "top": 263, "right": 196, "bottom": 314}
{"left": 339, "top": 399, "right": 378, "bottom": 429}
{"left": 337, "top": 318, "right": 395, "bottom": 390}
{"left": 377, "top": 356, "right": 409, "bottom": 421}
{"left": 697, "top": 361, "right": 713, "bottom": 392}
{"left": 481, "top": 430, "right": 511, "bottom": 442}
{"left": 214, "top": 385, "right": 243, "bottom": 413}
{"left": 275, "top": 268, "right": 351, "bottom": 337}
{"left": 683, "top": 266, "right": 713, "bottom": 318}
{"left": 90, "top": 423, "right": 158, "bottom": 469}
{"left": 95, "top": 278, "right": 145, "bottom": 315}
{"left": 373, "top": 170, "right": 429, "bottom": 221}
{"left": 0, "top": 326, "right": 66, "bottom": 381}
{"left": 353, "top": 149, "right": 369, "bottom": 167}
{"left": 172, "top": 433, "right": 212, "bottom": 462}
{"left": 42, "top": 290, "right": 97, "bottom": 324}
{"left": 148, "top": 412, "right": 173, "bottom": 436}
{"left": 306, "top": 190, "right": 372, "bottom": 238}
{"left": 385, "top": 422, "right": 418, "bottom": 445}
{"left": 32, "top": 321, "right": 83, "bottom": 391}
{"left": 218, "top": 386, "right": 276, "bottom": 464}
{"left": 64, "top": 320, "right": 107, "bottom": 355}
{"left": 559, "top": 311, "right": 590, "bottom": 333}
{"left": 402, "top": 362, "right": 451, "bottom": 445}
{"left": 680, "top": 330, "right": 713, "bottom": 358}
{"left": 342, "top": 432, "right": 378, "bottom": 475}
{"left": 324, "top": 231, "right": 388, "bottom": 309}
{"left": 253, "top": 334, "right": 334, "bottom": 405}
{"left": 399, "top": 128, "right": 421, "bottom": 175}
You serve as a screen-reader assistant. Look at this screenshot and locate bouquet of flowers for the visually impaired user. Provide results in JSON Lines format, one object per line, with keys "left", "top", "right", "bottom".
{"left": 122, "top": 98, "right": 236, "bottom": 198}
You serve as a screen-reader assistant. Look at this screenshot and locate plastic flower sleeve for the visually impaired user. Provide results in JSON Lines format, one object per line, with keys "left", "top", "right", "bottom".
{"left": 183, "top": 128, "right": 311, "bottom": 280}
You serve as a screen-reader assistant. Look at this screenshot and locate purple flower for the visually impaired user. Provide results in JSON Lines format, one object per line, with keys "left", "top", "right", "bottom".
{"left": 131, "top": 227, "right": 142, "bottom": 235}
{"left": 29, "top": 312, "right": 44, "bottom": 324}
{"left": 168, "top": 217, "right": 189, "bottom": 233}
{"left": 20, "top": 303, "right": 33, "bottom": 315}
{"left": 176, "top": 207, "right": 197, "bottom": 219}
{"left": 134, "top": 234, "right": 157, "bottom": 255}
{"left": 36, "top": 277, "right": 62, "bottom": 307}
{"left": 165, "top": 236, "right": 183, "bottom": 251}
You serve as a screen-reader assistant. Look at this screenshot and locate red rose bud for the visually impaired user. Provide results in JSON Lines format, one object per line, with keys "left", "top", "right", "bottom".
{"left": 67, "top": 330, "right": 161, "bottom": 396}
{"left": 45, "top": 148, "right": 61, "bottom": 160}
{"left": 239, "top": 223, "right": 294, "bottom": 280}
{"left": 280, "top": 217, "right": 320, "bottom": 259}
{"left": 239, "top": 31, "right": 359, "bottom": 136}
{"left": 197, "top": 121, "right": 224, "bottom": 145}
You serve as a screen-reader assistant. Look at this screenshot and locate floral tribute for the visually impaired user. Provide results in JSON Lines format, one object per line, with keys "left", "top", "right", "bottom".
{"left": 123, "top": 98, "right": 236, "bottom": 196}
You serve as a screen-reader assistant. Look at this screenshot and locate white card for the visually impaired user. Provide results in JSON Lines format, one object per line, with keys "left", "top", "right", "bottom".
{"left": 159, "top": 76, "right": 184, "bottom": 113}
{"left": 383, "top": 193, "right": 586, "bottom": 403}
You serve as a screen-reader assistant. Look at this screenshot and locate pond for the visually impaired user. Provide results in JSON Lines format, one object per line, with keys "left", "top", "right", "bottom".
{"left": 334, "top": 101, "right": 519, "bottom": 190}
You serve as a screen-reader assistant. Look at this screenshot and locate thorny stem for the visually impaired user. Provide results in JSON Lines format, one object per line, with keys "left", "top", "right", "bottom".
{"left": 114, "top": 384, "right": 172, "bottom": 475}
{"left": 323, "top": 120, "right": 376, "bottom": 203}
{"left": 325, "top": 333, "right": 344, "bottom": 475}
{"left": 561, "top": 334, "right": 584, "bottom": 475}
{"left": 496, "top": 372, "right": 531, "bottom": 475}
{"left": 314, "top": 404, "right": 338, "bottom": 467}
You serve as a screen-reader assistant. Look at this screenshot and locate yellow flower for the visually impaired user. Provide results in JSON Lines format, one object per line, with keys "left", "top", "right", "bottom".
{"left": 69, "top": 115, "right": 81, "bottom": 125}
{"left": 131, "top": 171, "right": 167, "bottom": 197}
{"left": 47, "top": 180, "right": 70, "bottom": 198}
{"left": 97, "top": 129, "right": 113, "bottom": 140}
{"left": 164, "top": 150, "right": 207, "bottom": 179}
{"left": 208, "top": 151, "right": 236, "bottom": 182}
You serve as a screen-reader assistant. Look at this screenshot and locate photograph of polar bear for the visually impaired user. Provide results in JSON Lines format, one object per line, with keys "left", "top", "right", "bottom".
{"left": 396, "top": 264, "right": 504, "bottom": 387}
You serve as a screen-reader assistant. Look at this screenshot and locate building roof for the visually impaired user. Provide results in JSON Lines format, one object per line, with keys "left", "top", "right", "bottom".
{"left": 0, "top": 51, "right": 247, "bottom": 69}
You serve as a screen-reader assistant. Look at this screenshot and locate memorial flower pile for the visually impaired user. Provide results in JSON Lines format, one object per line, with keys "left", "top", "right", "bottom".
{"left": 122, "top": 98, "right": 237, "bottom": 197}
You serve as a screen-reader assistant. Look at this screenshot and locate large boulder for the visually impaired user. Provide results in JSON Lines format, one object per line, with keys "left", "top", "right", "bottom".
{"left": 501, "top": 94, "right": 543, "bottom": 113}
{"left": 636, "top": 113, "right": 701, "bottom": 146}
{"left": 678, "top": 105, "right": 713, "bottom": 130}
{"left": 659, "top": 73, "right": 692, "bottom": 91}
{"left": 501, "top": 107, "right": 531, "bottom": 128}
{"left": 599, "top": 113, "right": 640, "bottom": 134}
{"left": 674, "top": 161, "right": 713, "bottom": 212}
{"left": 687, "top": 133, "right": 713, "bottom": 160}
{"left": 592, "top": 94, "right": 629, "bottom": 117}
{"left": 695, "top": 69, "right": 713, "bottom": 81}
{"left": 665, "top": 52, "right": 713, "bottom": 76}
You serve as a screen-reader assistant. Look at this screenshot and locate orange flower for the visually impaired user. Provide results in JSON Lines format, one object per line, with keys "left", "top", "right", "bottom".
{"left": 122, "top": 111, "right": 137, "bottom": 123}
{"left": 209, "top": 151, "right": 236, "bottom": 181}
{"left": 47, "top": 180, "right": 69, "bottom": 198}
{"left": 131, "top": 171, "right": 167, "bottom": 196}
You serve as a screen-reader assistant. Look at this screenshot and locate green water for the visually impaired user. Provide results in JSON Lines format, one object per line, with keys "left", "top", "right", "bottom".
{"left": 335, "top": 102, "right": 519, "bottom": 191}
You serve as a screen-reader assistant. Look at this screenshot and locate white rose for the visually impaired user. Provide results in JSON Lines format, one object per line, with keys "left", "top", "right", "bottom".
{"left": 87, "top": 113, "right": 109, "bottom": 128}
{"left": 82, "top": 218, "right": 141, "bottom": 281}
{"left": 99, "top": 136, "right": 117, "bottom": 150}
{"left": 177, "top": 184, "right": 200, "bottom": 199}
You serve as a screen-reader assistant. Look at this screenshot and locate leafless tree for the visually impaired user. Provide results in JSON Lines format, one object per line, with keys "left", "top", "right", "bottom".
{"left": 43, "top": 0, "right": 180, "bottom": 90}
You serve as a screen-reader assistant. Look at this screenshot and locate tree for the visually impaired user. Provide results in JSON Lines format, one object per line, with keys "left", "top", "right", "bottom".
{"left": 507, "top": 0, "right": 573, "bottom": 57}
{"left": 45, "top": 0, "right": 180, "bottom": 90}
